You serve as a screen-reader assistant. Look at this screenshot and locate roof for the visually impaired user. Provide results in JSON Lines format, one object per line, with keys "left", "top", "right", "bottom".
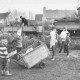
{"left": 54, "top": 22, "right": 80, "bottom": 30}
{"left": 77, "top": 7, "right": 80, "bottom": 10}
{"left": 28, "top": 20, "right": 36, "bottom": 26}
{"left": 35, "top": 14, "right": 43, "bottom": 21}
{"left": 0, "top": 12, "right": 10, "bottom": 20}
{"left": 44, "top": 10, "right": 77, "bottom": 19}
{"left": 55, "top": 17, "right": 79, "bottom": 22}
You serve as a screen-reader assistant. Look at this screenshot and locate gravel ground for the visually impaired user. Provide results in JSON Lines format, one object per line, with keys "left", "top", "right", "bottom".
{"left": 0, "top": 50, "right": 80, "bottom": 80}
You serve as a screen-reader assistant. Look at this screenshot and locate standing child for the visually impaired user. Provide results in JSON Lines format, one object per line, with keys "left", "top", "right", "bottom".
{"left": 50, "top": 27, "right": 57, "bottom": 60}
{"left": 0, "top": 39, "right": 12, "bottom": 76}
{"left": 16, "top": 28, "right": 22, "bottom": 53}
{"left": 64, "top": 33, "right": 71, "bottom": 56}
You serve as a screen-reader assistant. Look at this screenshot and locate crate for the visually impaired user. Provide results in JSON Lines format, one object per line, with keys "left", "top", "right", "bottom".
{"left": 17, "top": 42, "right": 50, "bottom": 68}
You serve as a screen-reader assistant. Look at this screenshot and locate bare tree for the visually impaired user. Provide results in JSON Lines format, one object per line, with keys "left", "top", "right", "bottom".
{"left": 5, "top": 9, "right": 26, "bottom": 26}
{"left": 4, "top": 9, "right": 26, "bottom": 33}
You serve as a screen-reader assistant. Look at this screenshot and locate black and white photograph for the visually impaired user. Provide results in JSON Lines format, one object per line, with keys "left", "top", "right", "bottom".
{"left": 0, "top": 0, "right": 80, "bottom": 80}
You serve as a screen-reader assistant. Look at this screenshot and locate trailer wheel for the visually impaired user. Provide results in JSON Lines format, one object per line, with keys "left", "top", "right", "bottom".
{"left": 39, "top": 62, "right": 45, "bottom": 68}
{"left": 14, "top": 60, "right": 28, "bottom": 69}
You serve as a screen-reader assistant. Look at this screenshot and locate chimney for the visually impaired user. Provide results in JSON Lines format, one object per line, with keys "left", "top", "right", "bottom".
{"left": 43, "top": 7, "right": 46, "bottom": 13}
{"left": 43, "top": 7, "right": 47, "bottom": 22}
{"left": 77, "top": 7, "right": 80, "bottom": 16}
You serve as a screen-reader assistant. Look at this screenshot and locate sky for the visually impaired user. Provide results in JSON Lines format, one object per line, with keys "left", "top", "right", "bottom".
{"left": 0, "top": 0, "right": 79, "bottom": 14}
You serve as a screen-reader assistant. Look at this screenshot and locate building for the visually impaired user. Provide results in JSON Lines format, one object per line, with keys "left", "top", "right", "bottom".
{"left": 42, "top": 7, "right": 78, "bottom": 27}
{"left": 0, "top": 12, "right": 10, "bottom": 27}
{"left": 43, "top": 7, "right": 77, "bottom": 21}
{"left": 42, "top": 7, "right": 80, "bottom": 36}
{"left": 35, "top": 14, "right": 43, "bottom": 26}
{"left": 0, "top": 12, "right": 10, "bottom": 20}
{"left": 35, "top": 14, "right": 43, "bottom": 21}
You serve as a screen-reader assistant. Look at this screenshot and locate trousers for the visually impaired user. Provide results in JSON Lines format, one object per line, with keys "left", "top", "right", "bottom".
{"left": 59, "top": 41, "right": 69, "bottom": 55}
{"left": 51, "top": 45, "right": 55, "bottom": 58}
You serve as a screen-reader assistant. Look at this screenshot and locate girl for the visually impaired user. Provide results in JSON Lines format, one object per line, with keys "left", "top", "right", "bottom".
{"left": 0, "top": 39, "right": 12, "bottom": 76}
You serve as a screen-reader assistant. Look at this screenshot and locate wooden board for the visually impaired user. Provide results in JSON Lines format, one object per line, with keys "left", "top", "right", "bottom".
{"left": 7, "top": 50, "right": 17, "bottom": 58}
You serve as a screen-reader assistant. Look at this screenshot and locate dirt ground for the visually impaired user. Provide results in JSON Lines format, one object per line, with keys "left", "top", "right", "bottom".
{"left": 0, "top": 50, "right": 80, "bottom": 80}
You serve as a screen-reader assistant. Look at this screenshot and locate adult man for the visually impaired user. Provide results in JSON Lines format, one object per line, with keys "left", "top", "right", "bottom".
{"left": 59, "top": 27, "right": 70, "bottom": 53}
{"left": 50, "top": 27, "right": 58, "bottom": 60}
{"left": 20, "top": 16, "right": 28, "bottom": 26}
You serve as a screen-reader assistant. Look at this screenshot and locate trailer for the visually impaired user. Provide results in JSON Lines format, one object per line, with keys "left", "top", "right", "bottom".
{"left": 15, "top": 41, "right": 50, "bottom": 68}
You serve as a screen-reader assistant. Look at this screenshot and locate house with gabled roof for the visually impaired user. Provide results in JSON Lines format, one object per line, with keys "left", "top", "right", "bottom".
{"left": 43, "top": 7, "right": 77, "bottom": 21}
{"left": 0, "top": 12, "right": 10, "bottom": 20}
{"left": 35, "top": 14, "right": 43, "bottom": 26}
{"left": 0, "top": 12, "right": 10, "bottom": 27}
{"left": 35, "top": 14, "right": 43, "bottom": 21}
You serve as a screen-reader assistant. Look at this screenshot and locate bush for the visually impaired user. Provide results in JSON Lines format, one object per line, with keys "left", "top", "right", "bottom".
{"left": 70, "top": 38, "right": 80, "bottom": 50}
{"left": 7, "top": 35, "right": 38, "bottom": 53}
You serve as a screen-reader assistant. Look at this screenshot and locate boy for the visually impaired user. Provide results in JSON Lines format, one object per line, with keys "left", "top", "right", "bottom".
{"left": 64, "top": 32, "right": 71, "bottom": 56}
{"left": 59, "top": 27, "right": 70, "bottom": 53}
{"left": 0, "top": 39, "right": 12, "bottom": 76}
{"left": 50, "top": 27, "right": 57, "bottom": 60}
{"left": 16, "top": 28, "right": 22, "bottom": 53}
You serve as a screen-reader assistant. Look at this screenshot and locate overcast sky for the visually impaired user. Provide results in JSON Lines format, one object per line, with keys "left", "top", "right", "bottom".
{"left": 0, "top": 0, "right": 79, "bottom": 14}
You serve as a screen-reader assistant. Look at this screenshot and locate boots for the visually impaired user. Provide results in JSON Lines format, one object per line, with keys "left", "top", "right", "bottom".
{"left": 1, "top": 70, "right": 5, "bottom": 75}
{"left": 4, "top": 70, "right": 12, "bottom": 76}
{"left": 1, "top": 70, "right": 12, "bottom": 76}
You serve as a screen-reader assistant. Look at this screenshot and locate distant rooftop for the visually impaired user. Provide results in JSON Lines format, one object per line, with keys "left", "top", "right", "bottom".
{"left": 43, "top": 7, "right": 77, "bottom": 19}
{"left": 77, "top": 7, "right": 80, "bottom": 10}
{"left": 35, "top": 14, "right": 43, "bottom": 21}
{"left": 55, "top": 17, "right": 79, "bottom": 22}
{"left": 0, "top": 12, "right": 10, "bottom": 20}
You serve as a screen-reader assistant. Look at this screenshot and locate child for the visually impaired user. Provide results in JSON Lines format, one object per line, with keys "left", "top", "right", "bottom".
{"left": 16, "top": 28, "right": 22, "bottom": 53}
{"left": 50, "top": 27, "right": 57, "bottom": 60}
{"left": 59, "top": 27, "right": 69, "bottom": 53}
{"left": 0, "top": 39, "right": 12, "bottom": 76}
{"left": 64, "top": 33, "right": 71, "bottom": 56}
